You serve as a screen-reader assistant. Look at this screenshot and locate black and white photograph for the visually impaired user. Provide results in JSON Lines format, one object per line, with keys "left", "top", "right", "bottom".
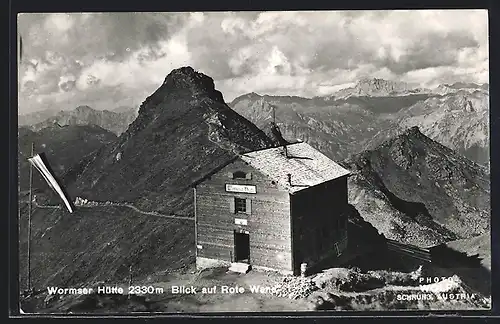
{"left": 16, "top": 10, "right": 491, "bottom": 313}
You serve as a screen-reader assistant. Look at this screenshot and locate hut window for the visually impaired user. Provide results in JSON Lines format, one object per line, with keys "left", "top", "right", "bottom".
{"left": 235, "top": 197, "right": 247, "bottom": 213}
{"left": 233, "top": 171, "right": 247, "bottom": 179}
{"left": 232, "top": 197, "right": 252, "bottom": 214}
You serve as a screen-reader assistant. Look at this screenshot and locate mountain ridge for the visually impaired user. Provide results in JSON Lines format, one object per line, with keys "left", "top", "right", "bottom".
{"left": 22, "top": 105, "right": 138, "bottom": 136}
{"left": 331, "top": 78, "right": 428, "bottom": 99}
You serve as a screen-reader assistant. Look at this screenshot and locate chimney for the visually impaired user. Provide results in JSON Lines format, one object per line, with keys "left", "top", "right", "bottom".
{"left": 287, "top": 173, "right": 292, "bottom": 186}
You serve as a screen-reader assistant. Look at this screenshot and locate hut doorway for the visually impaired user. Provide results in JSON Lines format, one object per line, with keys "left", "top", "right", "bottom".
{"left": 234, "top": 231, "right": 250, "bottom": 263}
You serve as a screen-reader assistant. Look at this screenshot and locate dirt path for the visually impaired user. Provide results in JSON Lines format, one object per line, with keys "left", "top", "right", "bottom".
{"left": 77, "top": 203, "right": 193, "bottom": 221}
{"left": 23, "top": 200, "right": 194, "bottom": 221}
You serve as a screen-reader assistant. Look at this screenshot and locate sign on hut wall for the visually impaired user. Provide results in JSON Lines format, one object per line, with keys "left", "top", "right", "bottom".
{"left": 225, "top": 184, "right": 257, "bottom": 194}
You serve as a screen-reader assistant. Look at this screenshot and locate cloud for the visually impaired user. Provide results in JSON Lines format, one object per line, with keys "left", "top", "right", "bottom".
{"left": 44, "top": 13, "right": 74, "bottom": 32}
{"left": 18, "top": 10, "right": 489, "bottom": 114}
{"left": 76, "top": 34, "right": 192, "bottom": 92}
{"left": 380, "top": 30, "right": 481, "bottom": 74}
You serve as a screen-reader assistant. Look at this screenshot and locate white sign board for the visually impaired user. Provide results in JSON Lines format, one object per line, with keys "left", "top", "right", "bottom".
{"left": 235, "top": 218, "right": 248, "bottom": 226}
{"left": 225, "top": 184, "right": 256, "bottom": 194}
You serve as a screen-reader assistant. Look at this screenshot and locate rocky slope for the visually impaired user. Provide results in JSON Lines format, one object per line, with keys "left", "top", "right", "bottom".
{"left": 66, "top": 67, "right": 278, "bottom": 215}
{"left": 340, "top": 127, "right": 490, "bottom": 247}
{"left": 18, "top": 125, "right": 117, "bottom": 192}
{"left": 26, "top": 105, "right": 138, "bottom": 136}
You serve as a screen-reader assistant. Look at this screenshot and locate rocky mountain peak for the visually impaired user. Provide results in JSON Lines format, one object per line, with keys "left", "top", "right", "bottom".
{"left": 229, "top": 92, "right": 263, "bottom": 106}
{"left": 402, "top": 125, "right": 423, "bottom": 137}
{"left": 381, "top": 127, "right": 434, "bottom": 160}
{"left": 161, "top": 66, "right": 223, "bottom": 102}
{"left": 75, "top": 105, "right": 94, "bottom": 113}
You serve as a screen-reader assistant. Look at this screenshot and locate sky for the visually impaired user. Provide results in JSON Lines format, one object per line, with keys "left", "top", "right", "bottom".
{"left": 17, "top": 10, "right": 489, "bottom": 114}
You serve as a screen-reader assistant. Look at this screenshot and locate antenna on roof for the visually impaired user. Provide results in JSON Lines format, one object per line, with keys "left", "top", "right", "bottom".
{"left": 268, "top": 105, "right": 289, "bottom": 158}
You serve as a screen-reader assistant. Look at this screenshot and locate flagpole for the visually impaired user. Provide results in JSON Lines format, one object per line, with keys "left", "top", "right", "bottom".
{"left": 27, "top": 142, "right": 34, "bottom": 293}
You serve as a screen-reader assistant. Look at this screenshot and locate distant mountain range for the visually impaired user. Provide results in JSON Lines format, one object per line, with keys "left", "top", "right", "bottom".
{"left": 327, "top": 78, "right": 488, "bottom": 99}
{"left": 230, "top": 79, "right": 489, "bottom": 167}
{"left": 329, "top": 78, "right": 428, "bottom": 99}
{"left": 19, "top": 105, "right": 138, "bottom": 136}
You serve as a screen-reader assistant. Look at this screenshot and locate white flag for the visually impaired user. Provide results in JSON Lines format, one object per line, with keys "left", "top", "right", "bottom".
{"left": 27, "top": 153, "right": 74, "bottom": 213}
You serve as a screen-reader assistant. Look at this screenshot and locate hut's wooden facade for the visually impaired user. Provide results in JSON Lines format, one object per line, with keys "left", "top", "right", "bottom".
{"left": 193, "top": 142, "right": 351, "bottom": 275}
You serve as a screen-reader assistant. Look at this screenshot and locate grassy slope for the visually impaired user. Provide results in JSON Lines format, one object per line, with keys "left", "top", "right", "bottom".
{"left": 18, "top": 204, "right": 194, "bottom": 291}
